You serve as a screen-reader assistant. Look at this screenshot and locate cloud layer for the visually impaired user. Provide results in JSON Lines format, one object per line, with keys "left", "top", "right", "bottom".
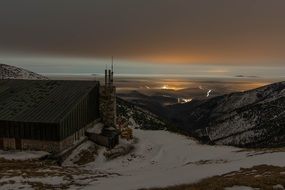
{"left": 1, "top": 0, "right": 285, "bottom": 64}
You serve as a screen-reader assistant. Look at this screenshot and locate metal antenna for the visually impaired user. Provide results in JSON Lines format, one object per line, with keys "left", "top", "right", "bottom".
{"left": 111, "top": 56, "right": 114, "bottom": 84}
{"left": 111, "top": 56, "right": 113, "bottom": 73}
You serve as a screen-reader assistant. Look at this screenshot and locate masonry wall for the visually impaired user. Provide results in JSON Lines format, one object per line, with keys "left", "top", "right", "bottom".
{"left": 100, "top": 86, "right": 116, "bottom": 127}
{"left": 0, "top": 121, "right": 97, "bottom": 153}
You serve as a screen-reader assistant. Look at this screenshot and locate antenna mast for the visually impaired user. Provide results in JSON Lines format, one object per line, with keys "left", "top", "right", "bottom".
{"left": 111, "top": 56, "right": 114, "bottom": 84}
{"left": 112, "top": 56, "right": 113, "bottom": 72}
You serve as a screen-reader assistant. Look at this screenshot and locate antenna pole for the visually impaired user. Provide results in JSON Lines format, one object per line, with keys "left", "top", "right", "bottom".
{"left": 111, "top": 56, "right": 114, "bottom": 84}
{"left": 112, "top": 56, "right": 113, "bottom": 72}
{"left": 105, "top": 65, "right": 107, "bottom": 87}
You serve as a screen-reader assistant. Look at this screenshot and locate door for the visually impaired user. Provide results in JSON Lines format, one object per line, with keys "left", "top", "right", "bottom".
{"left": 15, "top": 138, "right": 22, "bottom": 150}
{"left": 0, "top": 138, "right": 3, "bottom": 149}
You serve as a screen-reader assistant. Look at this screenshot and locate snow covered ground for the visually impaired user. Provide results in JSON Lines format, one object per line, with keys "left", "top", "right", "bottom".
{"left": 0, "top": 128, "right": 284, "bottom": 190}
{"left": 224, "top": 186, "right": 260, "bottom": 190}
{"left": 0, "top": 150, "right": 48, "bottom": 160}
{"left": 0, "top": 63, "right": 48, "bottom": 80}
{"left": 81, "top": 129, "right": 285, "bottom": 190}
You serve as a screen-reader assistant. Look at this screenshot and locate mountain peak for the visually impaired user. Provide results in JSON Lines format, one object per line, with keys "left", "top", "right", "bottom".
{"left": 167, "top": 81, "right": 285, "bottom": 148}
{"left": 0, "top": 63, "right": 48, "bottom": 80}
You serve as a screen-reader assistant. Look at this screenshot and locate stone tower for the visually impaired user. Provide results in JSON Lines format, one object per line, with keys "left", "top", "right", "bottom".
{"left": 100, "top": 61, "right": 116, "bottom": 127}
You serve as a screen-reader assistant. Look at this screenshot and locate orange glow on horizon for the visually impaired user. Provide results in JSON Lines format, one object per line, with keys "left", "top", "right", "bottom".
{"left": 135, "top": 54, "right": 212, "bottom": 64}
{"left": 159, "top": 84, "right": 185, "bottom": 91}
{"left": 123, "top": 51, "right": 285, "bottom": 65}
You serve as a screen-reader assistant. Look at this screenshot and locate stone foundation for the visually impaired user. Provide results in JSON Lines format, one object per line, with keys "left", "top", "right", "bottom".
{"left": 1, "top": 138, "right": 16, "bottom": 150}
{"left": 21, "top": 139, "right": 60, "bottom": 153}
{"left": 0, "top": 121, "right": 99, "bottom": 153}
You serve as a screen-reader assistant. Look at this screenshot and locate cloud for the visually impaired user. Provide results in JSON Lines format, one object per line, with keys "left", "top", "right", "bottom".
{"left": 207, "top": 69, "right": 229, "bottom": 74}
{"left": 0, "top": 0, "right": 285, "bottom": 64}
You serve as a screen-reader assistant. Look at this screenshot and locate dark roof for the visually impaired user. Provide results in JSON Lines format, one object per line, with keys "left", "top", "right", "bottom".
{"left": 0, "top": 80, "right": 99, "bottom": 123}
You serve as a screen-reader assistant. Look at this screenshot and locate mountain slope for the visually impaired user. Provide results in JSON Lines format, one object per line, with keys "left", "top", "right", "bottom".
{"left": 0, "top": 63, "right": 48, "bottom": 80}
{"left": 166, "top": 81, "right": 285, "bottom": 148}
{"left": 117, "top": 97, "right": 169, "bottom": 130}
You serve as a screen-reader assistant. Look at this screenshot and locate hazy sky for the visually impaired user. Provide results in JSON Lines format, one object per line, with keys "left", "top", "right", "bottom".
{"left": 0, "top": 0, "right": 285, "bottom": 76}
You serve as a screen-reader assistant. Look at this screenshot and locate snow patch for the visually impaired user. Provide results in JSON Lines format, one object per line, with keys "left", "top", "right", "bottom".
{"left": 273, "top": 184, "right": 285, "bottom": 190}
{"left": 81, "top": 129, "right": 285, "bottom": 190}
{"left": 0, "top": 150, "right": 49, "bottom": 160}
{"left": 225, "top": 186, "right": 260, "bottom": 190}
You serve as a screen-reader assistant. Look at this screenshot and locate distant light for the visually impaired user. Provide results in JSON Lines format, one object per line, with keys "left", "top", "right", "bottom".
{"left": 207, "top": 89, "right": 212, "bottom": 97}
{"left": 178, "top": 98, "right": 192, "bottom": 104}
{"left": 162, "top": 85, "right": 168, "bottom": 89}
{"left": 160, "top": 84, "right": 184, "bottom": 91}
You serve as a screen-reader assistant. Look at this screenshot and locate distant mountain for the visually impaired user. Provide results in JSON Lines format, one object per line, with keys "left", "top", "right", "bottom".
{"left": 0, "top": 63, "right": 48, "bottom": 80}
{"left": 166, "top": 81, "right": 285, "bottom": 148}
{"left": 117, "top": 90, "right": 175, "bottom": 116}
{"left": 235, "top": 75, "right": 258, "bottom": 78}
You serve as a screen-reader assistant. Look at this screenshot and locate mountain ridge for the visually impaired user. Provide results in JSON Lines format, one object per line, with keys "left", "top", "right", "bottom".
{"left": 166, "top": 81, "right": 285, "bottom": 148}
{"left": 0, "top": 63, "right": 48, "bottom": 80}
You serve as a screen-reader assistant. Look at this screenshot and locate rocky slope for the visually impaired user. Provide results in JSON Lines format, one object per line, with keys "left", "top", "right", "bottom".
{"left": 166, "top": 81, "right": 285, "bottom": 148}
{"left": 0, "top": 63, "right": 48, "bottom": 80}
{"left": 117, "top": 98, "right": 169, "bottom": 130}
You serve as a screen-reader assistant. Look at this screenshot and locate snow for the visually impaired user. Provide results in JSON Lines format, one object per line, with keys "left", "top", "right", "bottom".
{"left": 63, "top": 140, "right": 96, "bottom": 166}
{"left": 0, "top": 63, "right": 47, "bottom": 80}
{"left": 208, "top": 114, "right": 259, "bottom": 142}
{"left": 0, "top": 175, "right": 65, "bottom": 190}
{"left": 86, "top": 122, "right": 104, "bottom": 134}
{"left": 25, "top": 176, "right": 66, "bottom": 185}
{"left": 80, "top": 128, "right": 285, "bottom": 190}
{"left": 0, "top": 181, "right": 32, "bottom": 190}
{"left": 0, "top": 128, "right": 284, "bottom": 190}
{"left": 0, "top": 150, "right": 49, "bottom": 160}
{"left": 273, "top": 184, "right": 285, "bottom": 190}
{"left": 214, "top": 128, "right": 266, "bottom": 146}
{"left": 207, "top": 89, "right": 212, "bottom": 97}
{"left": 212, "top": 81, "right": 285, "bottom": 114}
{"left": 224, "top": 186, "right": 259, "bottom": 190}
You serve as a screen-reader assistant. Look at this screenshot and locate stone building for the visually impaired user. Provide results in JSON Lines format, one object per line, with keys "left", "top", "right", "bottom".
{"left": 0, "top": 80, "right": 100, "bottom": 153}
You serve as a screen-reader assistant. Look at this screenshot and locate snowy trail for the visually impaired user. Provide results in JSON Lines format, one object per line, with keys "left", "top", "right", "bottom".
{"left": 85, "top": 129, "right": 285, "bottom": 190}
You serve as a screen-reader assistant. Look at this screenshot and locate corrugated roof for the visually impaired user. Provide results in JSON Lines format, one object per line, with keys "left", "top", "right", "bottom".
{"left": 0, "top": 79, "right": 99, "bottom": 123}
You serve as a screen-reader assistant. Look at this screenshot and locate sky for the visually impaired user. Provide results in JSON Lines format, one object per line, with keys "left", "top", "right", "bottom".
{"left": 0, "top": 0, "right": 285, "bottom": 77}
